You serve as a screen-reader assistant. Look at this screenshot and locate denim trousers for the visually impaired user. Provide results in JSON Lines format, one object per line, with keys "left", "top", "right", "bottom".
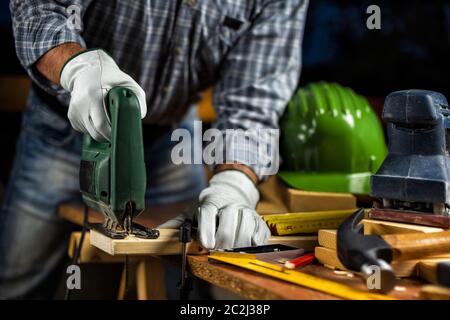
{"left": 0, "top": 88, "right": 206, "bottom": 299}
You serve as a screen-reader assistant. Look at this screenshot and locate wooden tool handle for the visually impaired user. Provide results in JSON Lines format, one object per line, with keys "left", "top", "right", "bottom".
{"left": 382, "top": 231, "right": 450, "bottom": 261}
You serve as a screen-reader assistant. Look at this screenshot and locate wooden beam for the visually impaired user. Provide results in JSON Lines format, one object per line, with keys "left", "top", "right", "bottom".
{"left": 316, "top": 221, "right": 450, "bottom": 279}
{"left": 90, "top": 229, "right": 207, "bottom": 256}
{"left": 369, "top": 208, "right": 450, "bottom": 228}
{"left": 117, "top": 266, "right": 127, "bottom": 300}
{"left": 315, "top": 246, "right": 450, "bottom": 278}
{"left": 315, "top": 246, "right": 417, "bottom": 277}
{"left": 318, "top": 229, "right": 338, "bottom": 250}
{"left": 314, "top": 246, "right": 346, "bottom": 270}
{"left": 363, "top": 219, "right": 445, "bottom": 235}
{"left": 419, "top": 285, "right": 450, "bottom": 300}
{"left": 68, "top": 232, "right": 124, "bottom": 263}
{"left": 90, "top": 229, "right": 318, "bottom": 256}
{"left": 70, "top": 232, "right": 167, "bottom": 300}
{"left": 257, "top": 176, "right": 289, "bottom": 214}
{"left": 283, "top": 188, "right": 356, "bottom": 213}
{"left": 318, "top": 220, "right": 445, "bottom": 251}
{"left": 256, "top": 176, "right": 357, "bottom": 215}
{"left": 136, "top": 259, "right": 166, "bottom": 300}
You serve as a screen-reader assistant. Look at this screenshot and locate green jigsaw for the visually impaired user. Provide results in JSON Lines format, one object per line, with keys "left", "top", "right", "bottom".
{"left": 79, "top": 87, "right": 159, "bottom": 239}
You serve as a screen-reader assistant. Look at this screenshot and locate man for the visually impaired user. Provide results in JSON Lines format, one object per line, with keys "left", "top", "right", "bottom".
{"left": 1, "top": 0, "right": 307, "bottom": 299}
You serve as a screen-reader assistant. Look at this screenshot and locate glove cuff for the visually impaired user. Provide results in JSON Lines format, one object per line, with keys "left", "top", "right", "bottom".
{"left": 60, "top": 49, "right": 114, "bottom": 91}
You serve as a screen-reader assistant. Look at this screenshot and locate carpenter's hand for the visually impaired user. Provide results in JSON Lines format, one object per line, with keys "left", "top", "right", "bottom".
{"left": 159, "top": 170, "right": 271, "bottom": 249}
{"left": 60, "top": 49, "right": 146, "bottom": 141}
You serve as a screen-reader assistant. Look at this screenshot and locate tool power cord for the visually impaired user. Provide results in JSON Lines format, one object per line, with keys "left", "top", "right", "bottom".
{"left": 65, "top": 204, "right": 90, "bottom": 300}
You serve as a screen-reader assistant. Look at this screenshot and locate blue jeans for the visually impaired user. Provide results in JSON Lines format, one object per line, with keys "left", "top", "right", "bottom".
{"left": 0, "top": 88, "right": 206, "bottom": 299}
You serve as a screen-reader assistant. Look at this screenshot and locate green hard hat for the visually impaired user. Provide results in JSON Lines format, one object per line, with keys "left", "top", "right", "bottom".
{"left": 278, "top": 82, "right": 387, "bottom": 195}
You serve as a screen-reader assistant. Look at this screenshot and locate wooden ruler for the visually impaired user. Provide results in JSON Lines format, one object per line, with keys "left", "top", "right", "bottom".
{"left": 263, "top": 209, "right": 356, "bottom": 235}
{"left": 209, "top": 252, "right": 395, "bottom": 300}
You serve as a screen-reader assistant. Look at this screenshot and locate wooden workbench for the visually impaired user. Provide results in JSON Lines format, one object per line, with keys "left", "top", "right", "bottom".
{"left": 60, "top": 204, "right": 431, "bottom": 300}
{"left": 187, "top": 255, "right": 425, "bottom": 300}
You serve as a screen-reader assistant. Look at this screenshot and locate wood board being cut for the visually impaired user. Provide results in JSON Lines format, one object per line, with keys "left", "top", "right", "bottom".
{"left": 90, "top": 229, "right": 207, "bottom": 256}
{"left": 68, "top": 232, "right": 124, "bottom": 263}
{"left": 90, "top": 229, "right": 318, "bottom": 256}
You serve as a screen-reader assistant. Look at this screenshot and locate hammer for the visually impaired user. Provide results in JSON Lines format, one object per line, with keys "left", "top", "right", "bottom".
{"left": 337, "top": 208, "right": 450, "bottom": 293}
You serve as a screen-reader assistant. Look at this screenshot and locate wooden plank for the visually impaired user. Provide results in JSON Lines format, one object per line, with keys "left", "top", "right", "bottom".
{"left": 136, "top": 259, "right": 166, "bottom": 300}
{"left": 363, "top": 219, "right": 445, "bottom": 235}
{"left": 69, "top": 232, "right": 167, "bottom": 300}
{"left": 69, "top": 232, "right": 174, "bottom": 263}
{"left": 90, "top": 229, "right": 317, "bottom": 256}
{"left": 318, "top": 229, "right": 338, "bottom": 250}
{"left": 257, "top": 201, "right": 288, "bottom": 215}
{"left": 317, "top": 220, "right": 445, "bottom": 250}
{"left": 257, "top": 176, "right": 288, "bottom": 214}
{"left": 369, "top": 208, "right": 450, "bottom": 228}
{"left": 117, "top": 267, "right": 127, "bottom": 300}
{"left": 314, "top": 246, "right": 347, "bottom": 270}
{"left": 419, "top": 285, "right": 450, "bottom": 300}
{"left": 256, "top": 176, "right": 357, "bottom": 214}
{"left": 68, "top": 232, "right": 124, "bottom": 263}
{"left": 315, "top": 246, "right": 450, "bottom": 278}
{"left": 315, "top": 246, "right": 417, "bottom": 277}
{"left": 284, "top": 188, "right": 356, "bottom": 213}
{"left": 90, "top": 229, "right": 207, "bottom": 256}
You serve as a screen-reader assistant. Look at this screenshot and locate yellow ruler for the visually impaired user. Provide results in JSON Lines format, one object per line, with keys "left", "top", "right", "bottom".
{"left": 209, "top": 252, "right": 395, "bottom": 300}
{"left": 263, "top": 209, "right": 356, "bottom": 235}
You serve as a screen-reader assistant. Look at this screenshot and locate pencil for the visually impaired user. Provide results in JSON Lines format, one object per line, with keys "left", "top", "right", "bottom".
{"left": 284, "top": 253, "right": 315, "bottom": 270}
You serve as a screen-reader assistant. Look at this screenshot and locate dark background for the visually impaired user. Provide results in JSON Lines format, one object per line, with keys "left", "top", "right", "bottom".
{"left": 300, "top": 0, "right": 449, "bottom": 97}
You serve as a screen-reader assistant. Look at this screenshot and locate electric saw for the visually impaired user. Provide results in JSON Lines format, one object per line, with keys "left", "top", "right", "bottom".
{"left": 79, "top": 87, "right": 159, "bottom": 239}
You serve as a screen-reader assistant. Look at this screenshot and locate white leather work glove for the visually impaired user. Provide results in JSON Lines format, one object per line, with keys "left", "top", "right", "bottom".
{"left": 60, "top": 49, "right": 147, "bottom": 141}
{"left": 159, "top": 170, "right": 271, "bottom": 249}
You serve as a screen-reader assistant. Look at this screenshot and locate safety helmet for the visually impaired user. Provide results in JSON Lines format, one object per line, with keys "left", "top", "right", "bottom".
{"left": 278, "top": 82, "right": 387, "bottom": 194}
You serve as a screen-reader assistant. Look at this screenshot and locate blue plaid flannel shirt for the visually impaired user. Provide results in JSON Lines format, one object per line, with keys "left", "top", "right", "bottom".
{"left": 10, "top": 0, "right": 308, "bottom": 180}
